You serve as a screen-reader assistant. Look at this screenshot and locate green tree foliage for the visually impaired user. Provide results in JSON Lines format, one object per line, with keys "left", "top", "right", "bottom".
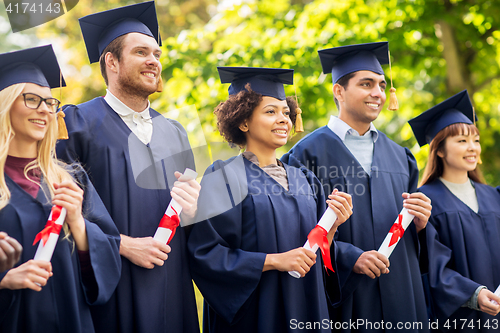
{"left": 158, "top": 0, "right": 500, "bottom": 184}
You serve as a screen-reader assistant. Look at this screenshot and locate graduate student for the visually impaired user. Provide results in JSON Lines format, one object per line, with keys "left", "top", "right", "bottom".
{"left": 409, "top": 90, "right": 500, "bottom": 331}
{"left": 0, "top": 232, "right": 22, "bottom": 272}
{"left": 55, "top": 2, "right": 200, "bottom": 332}
{"left": 0, "top": 45, "right": 121, "bottom": 333}
{"left": 282, "top": 42, "right": 432, "bottom": 332}
{"left": 188, "top": 67, "right": 352, "bottom": 333}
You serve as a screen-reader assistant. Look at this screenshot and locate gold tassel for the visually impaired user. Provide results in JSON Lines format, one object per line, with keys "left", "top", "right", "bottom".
{"left": 387, "top": 50, "right": 399, "bottom": 111}
{"left": 295, "top": 107, "right": 304, "bottom": 133}
{"left": 57, "top": 110, "right": 69, "bottom": 140}
{"left": 388, "top": 87, "right": 399, "bottom": 110}
{"left": 477, "top": 155, "right": 482, "bottom": 165}
{"left": 156, "top": 75, "right": 163, "bottom": 93}
{"left": 293, "top": 81, "right": 304, "bottom": 133}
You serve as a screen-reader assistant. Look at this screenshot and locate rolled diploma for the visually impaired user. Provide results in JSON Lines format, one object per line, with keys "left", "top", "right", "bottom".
{"left": 377, "top": 207, "right": 414, "bottom": 258}
{"left": 289, "top": 208, "right": 338, "bottom": 278}
{"left": 153, "top": 168, "right": 198, "bottom": 244}
{"left": 34, "top": 207, "right": 67, "bottom": 262}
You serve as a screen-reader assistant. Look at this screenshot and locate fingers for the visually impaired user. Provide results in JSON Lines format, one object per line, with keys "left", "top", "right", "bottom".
{"left": 327, "top": 190, "right": 353, "bottom": 225}
{"left": 0, "top": 237, "right": 22, "bottom": 270}
{"left": 171, "top": 173, "right": 200, "bottom": 217}
{"left": 353, "top": 251, "right": 390, "bottom": 279}
{"left": 479, "top": 290, "right": 500, "bottom": 316}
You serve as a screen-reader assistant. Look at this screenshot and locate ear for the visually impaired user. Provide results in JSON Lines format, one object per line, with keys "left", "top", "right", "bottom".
{"left": 105, "top": 52, "right": 119, "bottom": 74}
{"left": 437, "top": 149, "right": 445, "bottom": 158}
{"left": 239, "top": 121, "right": 248, "bottom": 132}
{"left": 333, "top": 83, "right": 344, "bottom": 103}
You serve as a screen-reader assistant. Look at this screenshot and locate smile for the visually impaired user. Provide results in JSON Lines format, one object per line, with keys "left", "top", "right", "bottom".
{"left": 272, "top": 129, "right": 288, "bottom": 135}
{"left": 366, "top": 102, "right": 379, "bottom": 109}
{"left": 142, "top": 72, "right": 156, "bottom": 78}
{"left": 464, "top": 156, "right": 476, "bottom": 162}
{"left": 29, "top": 119, "right": 46, "bottom": 125}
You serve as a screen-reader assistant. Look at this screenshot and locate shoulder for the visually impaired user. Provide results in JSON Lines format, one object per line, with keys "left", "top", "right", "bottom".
{"left": 292, "top": 126, "right": 336, "bottom": 148}
{"left": 150, "top": 109, "right": 189, "bottom": 135}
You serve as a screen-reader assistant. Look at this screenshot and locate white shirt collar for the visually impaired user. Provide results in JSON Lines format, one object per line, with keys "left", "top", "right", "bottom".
{"left": 327, "top": 115, "right": 378, "bottom": 142}
{"left": 104, "top": 89, "right": 151, "bottom": 120}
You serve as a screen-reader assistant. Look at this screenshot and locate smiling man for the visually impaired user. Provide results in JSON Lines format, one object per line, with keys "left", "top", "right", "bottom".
{"left": 282, "top": 42, "right": 432, "bottom": 332}
{"left": 55, "top": 2, "right": 200, "bottom": 333}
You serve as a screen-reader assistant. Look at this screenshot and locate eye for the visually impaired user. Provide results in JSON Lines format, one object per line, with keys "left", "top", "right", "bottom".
{"left": 380, "top": 85, "right": 386, "bottom": 92}
{"left": 154, "top": 53, "right": 161, "bottom": 59}
{"left": 137, "top": 50, "right": 145, "bottom": 55}
{"left": 266, "top": 109, "right": 275, "bottom": 114}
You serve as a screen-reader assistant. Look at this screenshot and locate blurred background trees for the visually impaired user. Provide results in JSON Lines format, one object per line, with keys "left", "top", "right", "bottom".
{"left": 1, "top": 0, "right": 499, "bottom": 180}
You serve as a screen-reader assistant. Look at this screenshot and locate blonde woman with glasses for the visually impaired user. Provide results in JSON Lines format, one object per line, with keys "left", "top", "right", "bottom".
{"left": 0, "top": 45, "right": 121, "bottom": 333}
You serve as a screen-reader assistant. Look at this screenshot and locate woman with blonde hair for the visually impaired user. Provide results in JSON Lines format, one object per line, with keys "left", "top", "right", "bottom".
{"left": 409, "top": 90, "right": 500, "bottom": 332}
{"left": 0, "top": 45, "right": 121, "bottom": 333}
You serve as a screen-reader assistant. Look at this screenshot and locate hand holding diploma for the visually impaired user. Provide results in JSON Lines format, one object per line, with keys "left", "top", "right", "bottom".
{"left": 153, "top": 168, "right": 199, "bottom": 244}
{"left": 289, "top": 190, "right": 352, "bottom": 278}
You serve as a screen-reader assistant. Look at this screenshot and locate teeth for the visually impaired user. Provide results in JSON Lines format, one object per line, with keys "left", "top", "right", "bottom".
{"left": 366, "top": 103, "right": 379, "bottom": 108}
{"left": 143, "top": 72, "right": 155, "bottom": 77}
{"left": 273, "top": 130, "right": 287, "bottom": 134}
{"left": 29, "top": 119, "right": 46, "bottom": 125}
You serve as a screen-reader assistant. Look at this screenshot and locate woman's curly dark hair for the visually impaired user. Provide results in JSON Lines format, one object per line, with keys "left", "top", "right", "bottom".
{"left": 215, "top": 84, "right": 298, "bottom": 147}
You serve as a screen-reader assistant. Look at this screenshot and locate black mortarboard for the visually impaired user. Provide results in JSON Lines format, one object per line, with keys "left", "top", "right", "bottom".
{"left": 0, "top": 45, "right": 65, "bottom": 91}
{"left": 79, "top": 1, "right": 161, "bottom": 64}
{"left": 408, "top": 90, "right": 475, "bottom": 147}
{"left": 217, "top": 67, "right": 294, "bottom": 101}
{"left": 318, "top": 42, "right": 389, "bottom": 83}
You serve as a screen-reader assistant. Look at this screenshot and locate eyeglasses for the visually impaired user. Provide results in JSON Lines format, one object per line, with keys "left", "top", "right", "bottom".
{"left": 22, "top": 93, "right": 61, "bottom": 114}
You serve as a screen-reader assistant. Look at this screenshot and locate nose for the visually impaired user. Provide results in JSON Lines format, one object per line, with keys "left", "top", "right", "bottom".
{"left": 370, "top": 85, "right": 385, "bottom": 99}
{"left": 146, "top": 53, "right": 161, "bottom": 67}
{"left": 277, "top": 111, "right": 289, "bottom": 123}
{"left": 37, "top": 100, "right": 53, "bottom": 114}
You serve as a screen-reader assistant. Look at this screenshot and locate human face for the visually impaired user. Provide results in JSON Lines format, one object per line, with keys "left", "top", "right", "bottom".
{"left": 10, "top": 83, "right": 55, "bottom": 151}
{"left": 335, "top": 70, "right": 387, "bottom": 131}
{"left": 242, "top": 96, "right": 292, "bottom": 153}
{"left": 438, "top": 131, "right": 481, "bottom": 181}
{"left": 115, "top": 32, "right": 162, "bottom": 98}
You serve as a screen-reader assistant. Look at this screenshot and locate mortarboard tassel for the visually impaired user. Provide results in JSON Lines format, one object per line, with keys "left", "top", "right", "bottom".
{"left": 57, "top": 72, "right": 68, "bottom": 140}
{"left": 294, "top": 83, "right": 304, "bottom": 133}
{"left": 57, "top": 111, "right": 68, "bottom": 140}
{"left": 295, "top": 107, "right": 304, "bottom": 133}
{"left": 388, "top": 50, "right": 399, "bottom": 111}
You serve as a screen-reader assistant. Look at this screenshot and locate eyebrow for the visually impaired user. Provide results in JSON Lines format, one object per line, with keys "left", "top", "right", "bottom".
{"left": 133, "top": 46, "right": 162, "bottom": 54}
{"left": 357, "top": 77, "right": 387, "bottom": 85}
{"left": 264, "top": 104, "right": 290, "bottom": 109}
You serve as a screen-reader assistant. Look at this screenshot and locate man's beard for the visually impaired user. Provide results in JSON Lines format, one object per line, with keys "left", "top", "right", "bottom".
{"left": 117, "top": 72, "right": 158, "bottom": 99}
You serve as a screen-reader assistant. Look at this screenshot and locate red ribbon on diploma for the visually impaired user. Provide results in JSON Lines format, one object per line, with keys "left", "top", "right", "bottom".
{"left": 33, "top": 205, "right": 63, "bottom": 246}
{"left": 158, "top": 207, "right": 180, "bottom": 244}
{"left": 388, "top": 214, "right": 405, "bottom": 247}
{"left": 307, "top": 225, "right": 334, "bottom": 272}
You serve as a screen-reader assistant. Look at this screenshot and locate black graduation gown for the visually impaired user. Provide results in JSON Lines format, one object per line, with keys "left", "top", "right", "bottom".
{"left": 420, "top": 180, "right": 500, "bottom": 332}
{"left": 282, "top": 126, "right": 429, "bottom": 332}
{"left": 188, "top": 156, "right": 341, "bottom": 333}
{"left": 0, "top": 166, "right": 121, "bottom": 333}
{"left": 56, "top": 97, "right": 199, "bottom": 333}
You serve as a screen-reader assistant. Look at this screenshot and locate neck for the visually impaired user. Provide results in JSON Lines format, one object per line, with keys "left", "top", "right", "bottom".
{"left": 338, "top": 112, "right": 371, "bottom": 135}
{"left": 8, "top": 140, "right": 37, "bottom": 158}
{"left": 108, "top": 86, "right": 149, "bottom": 112}
{"left": 441, "top": 168, "right": 469, "bottom": 184}
{"left": 245, "top": 145, "right": 277, "bottom": 167}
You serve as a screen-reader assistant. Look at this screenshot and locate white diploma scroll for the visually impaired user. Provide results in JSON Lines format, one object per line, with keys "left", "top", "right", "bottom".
{"left": 377, "top": 208, "right": 414, "bottom": 258}
{"left": 289, "top": 208, "right": 338, "bottom": 279}
{"left": 33, "top": 206, "right": 67, "bottom": 262}
{"left": 153, "top": 168, "right": 198, "bottom": 244}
